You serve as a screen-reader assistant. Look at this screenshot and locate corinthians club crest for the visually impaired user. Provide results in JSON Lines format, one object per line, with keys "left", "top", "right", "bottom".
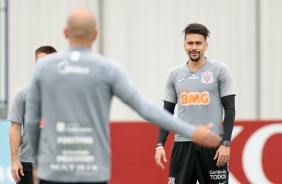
{"left": 201, "top": 71, "right": 213, "bottom": 84}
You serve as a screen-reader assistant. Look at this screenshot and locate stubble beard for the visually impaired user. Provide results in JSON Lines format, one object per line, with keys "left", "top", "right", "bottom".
{"left": 189, "top": 51, "right": 201, "bottom": 62}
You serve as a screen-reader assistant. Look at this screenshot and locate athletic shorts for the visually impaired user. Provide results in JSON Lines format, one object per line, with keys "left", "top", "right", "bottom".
{"left": 39, "top": 180, "right": 107, "bottom": 184}
{"left": 17, "top": 162, "right": 33, "bottom": 184}
{"left": 168, "top": 142, "right": 229, "bottom": 184}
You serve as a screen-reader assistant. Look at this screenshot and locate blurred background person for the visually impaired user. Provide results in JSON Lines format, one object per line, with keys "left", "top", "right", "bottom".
{"left": 8, "top": 46, "right": 57, "bottom": 184}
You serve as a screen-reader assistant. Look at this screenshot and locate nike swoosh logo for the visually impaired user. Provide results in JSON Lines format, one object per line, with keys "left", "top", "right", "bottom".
{"left": 219, "top": 181, "right": 226, "bottom": 184}
{"left": 177, "top": 78, "right": 187, "bottom": 83}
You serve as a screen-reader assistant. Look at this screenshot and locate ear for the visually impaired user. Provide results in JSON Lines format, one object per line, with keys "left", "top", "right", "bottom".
{"left": 205, "top": 42, "right": 208, "bottom": 50}
{"left": 64, "top": 28, "right": 69, "bottom": 39}
{"left": 92, "top": 29, "right": 98, "bottom": 41}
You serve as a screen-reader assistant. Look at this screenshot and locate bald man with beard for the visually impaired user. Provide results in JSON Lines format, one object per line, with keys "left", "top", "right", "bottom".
{"left": 25, "top": 9, "right": 220, "bottom": 184}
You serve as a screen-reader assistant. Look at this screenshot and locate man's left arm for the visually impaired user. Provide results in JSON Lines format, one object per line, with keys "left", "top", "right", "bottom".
{"left": 214, "top": 95, "right": 235, "bottom": 167}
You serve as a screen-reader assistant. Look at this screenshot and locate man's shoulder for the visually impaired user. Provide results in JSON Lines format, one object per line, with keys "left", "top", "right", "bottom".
{"left": 206, "top": 58, "right": 229, "bottom": 70}
{"left": 89, "top": 53, "right": 124, "bottom": 71}
{"left": 7, "top": 84, "right": 29, "bottom": 122}
{"left": 17, "top": 84, "right": 30, "bottom": 91}
{"left": 94, "top": 53, "right": 118, "bottom": 65}
{"left": 15, "top": 84, "right": 30, "bottom": 97}
{"left": 169, "top": 63, "right": 186, "bottom": 73}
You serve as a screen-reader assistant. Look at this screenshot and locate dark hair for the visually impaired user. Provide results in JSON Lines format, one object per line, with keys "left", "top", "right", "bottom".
{"left": 183, "top": 23, "right": 210, "bottom": 40}
{"left": 35, "top": 45, "right": 57, "bottom": 59}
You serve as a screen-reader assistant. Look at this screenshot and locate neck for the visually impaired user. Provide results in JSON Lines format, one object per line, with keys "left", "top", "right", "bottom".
{"left": 69, "top": 40, "right": 93, "bottom": 49}
{"left": 187, "top": 57, "right": 206, "bottom": 72}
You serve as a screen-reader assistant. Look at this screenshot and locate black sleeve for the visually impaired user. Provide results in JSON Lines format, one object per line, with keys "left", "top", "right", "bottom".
{"left": 221, "top": 95, "right": 236, "bottom": 142}
{"left": 157, "top": 101, "right": 176, "bottom": 146}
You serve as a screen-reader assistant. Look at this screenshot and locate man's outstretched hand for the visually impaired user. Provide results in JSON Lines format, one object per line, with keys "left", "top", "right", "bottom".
{"left": 192, "top": 123, "right": 220, "bottom": 148}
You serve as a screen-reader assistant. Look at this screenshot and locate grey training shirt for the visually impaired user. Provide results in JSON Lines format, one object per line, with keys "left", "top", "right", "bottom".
{"left": 164, "top": 58, "right": 236, "bottom": 142}
{"left": 7, "top": 84, "right": 33, "bottom": 163}
{"left": 25, "top": 46, "right": 197, "bottom": 183}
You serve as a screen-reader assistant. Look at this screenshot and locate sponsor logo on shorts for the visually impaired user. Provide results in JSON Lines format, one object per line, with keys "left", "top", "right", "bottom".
{"left": 201, "top": 71, "right": 213, "bottom": 84}
{"left": 209, "top": 169, "right": 227, "bottom": 180}
{"left": 168, "top": 176, "right": 175, "bottom": 184}
{"left": 219, "top": 181, "right": 226, "bottom": 184}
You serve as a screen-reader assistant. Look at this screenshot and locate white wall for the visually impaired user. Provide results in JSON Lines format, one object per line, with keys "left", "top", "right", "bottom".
{"left": 6, "top": 0, "right": 282, "bottom": 120}
{"left": 0, "top": 0, "right": 7, "bottom": 110}
{"left": 103, "top": 0, "right": 259, "bottom": 120}
{"left": 259, "top": 0, "right": 282, "bottom": 119}
{"left": 8, "top": 0, "right": 100, "bottom": 110}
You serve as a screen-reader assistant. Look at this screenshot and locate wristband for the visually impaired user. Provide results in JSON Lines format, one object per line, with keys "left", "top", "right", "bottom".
{"left": 156, "top": 146, "right": 164, "bottom": 150}
{"left": 156, "top": 143, "right": 163, "bottom": 148}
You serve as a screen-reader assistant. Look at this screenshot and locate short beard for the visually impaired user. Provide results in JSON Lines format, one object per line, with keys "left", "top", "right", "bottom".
{"left": 189, "top": 52, "right": 201, "bottom": 62}
{"left": 190, "top": 56, "right": 200, "bottom": 62}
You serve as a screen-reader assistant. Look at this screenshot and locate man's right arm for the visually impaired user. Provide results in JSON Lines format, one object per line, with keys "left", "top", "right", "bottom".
{"left": 10, "top": 122, "right": 21, "bottom": 161}
{"left": 9, "top": 122, "right": 24, "bottom": 182}
{"left": 7, "top": 87, "right": 26, "bottom": 182}
{"left": 157, "top": 101, "right": 176, "bottom": 146}
{"left": 155, "top": 101, "right": 175, "bottom": 170}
